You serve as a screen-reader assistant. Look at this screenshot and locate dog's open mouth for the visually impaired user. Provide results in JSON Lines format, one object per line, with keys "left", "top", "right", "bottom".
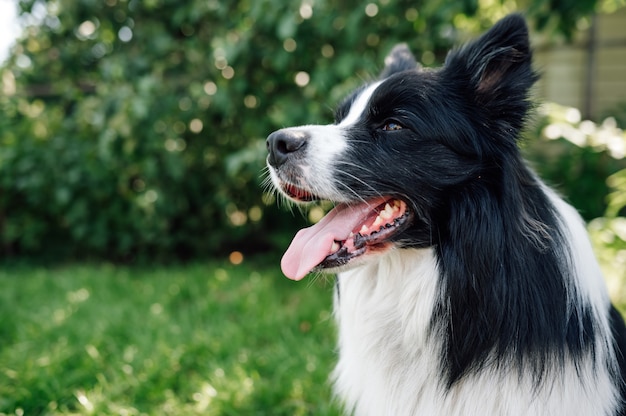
{"left": 281, "top": 182, "right": 319, "bottom": 202}
{"left": 281, "top": 196, "right": 413, "bottom": 280}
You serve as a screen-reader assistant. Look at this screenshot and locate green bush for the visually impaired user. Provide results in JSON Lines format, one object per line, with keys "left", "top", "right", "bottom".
{"left": 524, "top": 103, "right": 626, "bottom": 220}
{"left": 0, "top": 0, "right": 613, "bottom": 260}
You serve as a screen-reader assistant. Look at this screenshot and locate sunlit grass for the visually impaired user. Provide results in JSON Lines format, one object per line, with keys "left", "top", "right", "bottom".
{"left": 3, "top": 250, "right": 624, "bottom": 416}
{"left": 0, "top": 260, "right": 342, "bottom": 415}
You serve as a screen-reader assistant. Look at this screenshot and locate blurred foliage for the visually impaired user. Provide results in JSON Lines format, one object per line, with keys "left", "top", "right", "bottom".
{"left": 522, "top": 101, "right": 626, "bottom": 302}
{"left": 0, "top": 0, "right": 623, "bottom": 260}
{"left": 525, "top": 103, "right": 626, "bottom": 220}
{"left": 590, "top": 183, "right": 626, "bottom": 304}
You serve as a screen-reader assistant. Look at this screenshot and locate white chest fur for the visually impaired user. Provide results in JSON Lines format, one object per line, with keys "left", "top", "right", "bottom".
{"left": 331, "top": 247, "right": 619, "bottom": 416}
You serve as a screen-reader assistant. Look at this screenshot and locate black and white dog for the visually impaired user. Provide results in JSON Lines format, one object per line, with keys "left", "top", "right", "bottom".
{"left": 266, "top": 14, "right": 626, "bottom": 415}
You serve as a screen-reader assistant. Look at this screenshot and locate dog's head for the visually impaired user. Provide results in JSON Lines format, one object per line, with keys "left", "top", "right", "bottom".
{"left": 266, "top": 14, "right": 538, "bottom": 280}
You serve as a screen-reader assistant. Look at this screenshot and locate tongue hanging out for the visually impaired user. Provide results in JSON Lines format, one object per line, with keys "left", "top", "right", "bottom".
{"left": 281, "top": 197, "right": 411, "bottom": 280}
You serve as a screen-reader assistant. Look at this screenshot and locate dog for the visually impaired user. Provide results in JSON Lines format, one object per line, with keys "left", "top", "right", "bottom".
{"left": 265, "top": 14, "right": 626, "bottom": 416}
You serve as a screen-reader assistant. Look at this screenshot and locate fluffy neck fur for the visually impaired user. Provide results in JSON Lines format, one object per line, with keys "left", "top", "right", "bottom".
{"left": 333, "top": 215, "right": 619, "bottom": 415}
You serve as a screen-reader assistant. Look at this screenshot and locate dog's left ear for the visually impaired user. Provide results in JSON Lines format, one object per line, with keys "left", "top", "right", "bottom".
{"left": 443, "top": 14, "right": 538, "bottom": 138}
{"left": 380, "top": 43, "right": 420, "bottom": 78}
{"left": 443, "top": 14, "right": 537, "bottom": 103}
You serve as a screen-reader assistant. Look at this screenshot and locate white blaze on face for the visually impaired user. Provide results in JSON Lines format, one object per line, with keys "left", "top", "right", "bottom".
{"left": 298, "top": 81, "right": 384, "bottom": 200}
{"left": 337, "top": 80, "right": 383, "bottom": 128}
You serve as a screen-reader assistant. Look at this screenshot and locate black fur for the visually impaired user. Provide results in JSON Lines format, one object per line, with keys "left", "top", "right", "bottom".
{"left": 331, "top": 14, "right": 624, "bottom": 389}
{"left": 267, "top": 13, "right": 626, "bottom": 413}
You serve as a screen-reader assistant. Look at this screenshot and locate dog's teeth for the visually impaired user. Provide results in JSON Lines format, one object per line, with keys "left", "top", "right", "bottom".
{"left": 331, "top": 241, "right": 340, "bottom": 253}
{"left": 373, "top": 215, "right": 384, "bottom": 228}
{"left": 380, "top": 208, "right": 393, "bottom": 220}
{"left": 359, "top": 202, "right": 405, "bottom": 237}
{"left": 349, "top": 231, "right": 354, "bottom": 238}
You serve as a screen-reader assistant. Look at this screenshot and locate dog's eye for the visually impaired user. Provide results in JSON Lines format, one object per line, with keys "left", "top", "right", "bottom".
{"left": 382, "top": 121, "right": 403, "bottom": 131}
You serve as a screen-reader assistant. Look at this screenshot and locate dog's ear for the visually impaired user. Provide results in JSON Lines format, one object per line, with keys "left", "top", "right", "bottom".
{"left": 379, "top": 43, "right": 420, "bottom": 78}
{"left": 442, "top": 14, "right": 538, "bottom": 137}
{"left": 443, "top": 14, "right": 537, "bottom": 103}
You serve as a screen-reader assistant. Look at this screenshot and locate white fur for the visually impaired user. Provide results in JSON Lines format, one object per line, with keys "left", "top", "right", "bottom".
{"left": 281, "top": 124, "right": 349, "bottom": 200}
{"left": 332, "top": 194, "right": 621, "bottom": 415}
{"left": 337, "top": 81, "right": 383, "bottom": 128}
{"left": 267, "top": 78, "right": 622, "bottom": 415}
{"left": 273, "top": 81, "right": 383, "bottom": 203}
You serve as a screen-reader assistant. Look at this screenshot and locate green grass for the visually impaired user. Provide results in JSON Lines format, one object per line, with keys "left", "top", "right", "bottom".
{"left": 0, "top": 258, "right": 343, "bottom": 415}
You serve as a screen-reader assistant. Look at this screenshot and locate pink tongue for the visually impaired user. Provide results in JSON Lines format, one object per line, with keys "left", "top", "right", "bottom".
{"left": 281, "top": 197, "right": 387, "bottom": 280}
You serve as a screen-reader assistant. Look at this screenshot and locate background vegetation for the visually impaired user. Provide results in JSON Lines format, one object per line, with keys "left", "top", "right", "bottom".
{"left": 1, "top": 0, "right": 626, "bottom": 414}
{"left": 0, "top": 0, "right": 623, "bottom": 261}
{"left": 0, "top": 261, "right": 341, "bottom": 415}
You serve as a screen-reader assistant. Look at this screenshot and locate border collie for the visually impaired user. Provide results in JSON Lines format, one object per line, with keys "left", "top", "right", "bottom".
{"left": 265, "top": 14, "right": 626, "bottom": 416}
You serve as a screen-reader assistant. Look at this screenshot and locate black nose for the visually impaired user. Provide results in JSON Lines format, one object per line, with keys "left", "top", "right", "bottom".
{"left": 266, "top": 129, "right": 309, "bottom": 167}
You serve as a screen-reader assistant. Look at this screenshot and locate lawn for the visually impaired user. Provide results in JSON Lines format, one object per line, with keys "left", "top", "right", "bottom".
{"left": 3, "top": 256, "right": 626, "bottom": 416}
{"left": 0, "top": 258, "right": 342, "bottom": 416}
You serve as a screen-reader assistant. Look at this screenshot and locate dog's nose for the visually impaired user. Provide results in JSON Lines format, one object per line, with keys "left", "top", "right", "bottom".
{"left": 266, "top": 129, "right": 309, "bottom": 167}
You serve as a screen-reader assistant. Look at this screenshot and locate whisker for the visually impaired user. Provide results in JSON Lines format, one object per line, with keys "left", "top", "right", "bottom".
{"left": 332, "top": 166, "right": 384, "bottom": 202}
{"left": 306, "top": 268, "right": 334, "bottom": 289}
{"left": 334, "top": 160, "right": 380, "bottom": 181}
